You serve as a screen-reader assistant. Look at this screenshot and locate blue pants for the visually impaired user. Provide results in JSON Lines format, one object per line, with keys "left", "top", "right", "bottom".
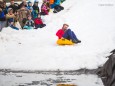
{"left": 63, "top": 29, "right": 78, "bottom": 41}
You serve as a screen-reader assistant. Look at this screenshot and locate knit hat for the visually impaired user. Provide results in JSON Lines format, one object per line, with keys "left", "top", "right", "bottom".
{"left": 8, "top": 8, "right": 13, "bottom": 12}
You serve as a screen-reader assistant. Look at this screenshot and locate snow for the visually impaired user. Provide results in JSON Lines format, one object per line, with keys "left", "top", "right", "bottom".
{"left": 0, "top": 0, "right": 115, "bottom": 70}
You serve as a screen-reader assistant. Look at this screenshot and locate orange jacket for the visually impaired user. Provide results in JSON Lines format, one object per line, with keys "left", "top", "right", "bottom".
{"left": 49, "top": 0, "right": 54, "bottom": 4}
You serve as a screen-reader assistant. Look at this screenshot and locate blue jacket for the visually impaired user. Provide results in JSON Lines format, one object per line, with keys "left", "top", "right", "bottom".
{"left": 27, "top": 6, "right": 33, "bottom": 11}
{"left": 50, "top": 0, "right": 61, "bottom": 8}
{"left": 0, "top": 11, "right": 6, "bottom": 21}
{"left": 55, "top": 0, "right": 61, "bottom": 5}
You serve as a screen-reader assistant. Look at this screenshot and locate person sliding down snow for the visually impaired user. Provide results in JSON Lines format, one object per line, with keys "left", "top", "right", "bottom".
{"left": 56, "top": 24, "right": 81, "bottom": 43}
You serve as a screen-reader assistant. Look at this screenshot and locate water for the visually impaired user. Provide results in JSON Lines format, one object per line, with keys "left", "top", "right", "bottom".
{"left": 0, "top": 72, "right": 103, "bottom": 86}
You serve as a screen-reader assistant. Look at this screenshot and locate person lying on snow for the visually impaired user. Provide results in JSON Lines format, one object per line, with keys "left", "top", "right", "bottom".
{"left": 34, "top": 14, "right": 46, "bottom": 29}
{"left": 56, "top": 24, "right": 81, "bottom": 43}
{"left": 23, "top": 15, "right": 34, "bottom": 30}
{"left": 6, "top": 8, "right": 19, "bottom": 30}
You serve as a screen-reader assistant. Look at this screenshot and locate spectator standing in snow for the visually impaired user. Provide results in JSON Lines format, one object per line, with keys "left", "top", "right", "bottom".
{"left": 34, "top": 14, "right": 46, "bottom": 29}
{"left": 56, "top": 24, "right": 81, "bottom": 43}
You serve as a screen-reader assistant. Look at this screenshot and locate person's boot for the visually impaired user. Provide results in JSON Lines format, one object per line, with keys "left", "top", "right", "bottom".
{"left": 59, "top": 6, "right": 64, "bottom": 10}
{"left": 72, "top": 39, "right": 81, "bottom": 44}
{"left": 77, "top": 40, "right": 81, "bottom": 43}
{"left": 53, "top": 10, "right": 58, "bottom": 13}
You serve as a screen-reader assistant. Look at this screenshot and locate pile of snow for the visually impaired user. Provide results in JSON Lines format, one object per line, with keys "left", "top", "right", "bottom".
{"left": 0, "top": 0, "right": 115, "bottom": 70}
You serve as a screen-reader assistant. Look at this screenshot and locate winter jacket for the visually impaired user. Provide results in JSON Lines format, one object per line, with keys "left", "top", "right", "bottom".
{"left": 34, "top": 18, "right": 43, "bottom": 25}
{"left": 33, "top": 5, "right": 39, "bottom": 18}
{"left": 6, "top": 13, "right": 15, "bottom": 22}
{"left": 25, "top": 20, "right": 34, "bottom": 27}
{"left": 0, "top": 11, "right": 6, "bottom": 21}
{"left": 33, "top": 5, "right": 39, "bottom": 13}
{"left": 6, "top": 13, "right": 16, "bottom": 26}
{"left": 41, "top": 4, "right": 47, "bottom": 11}
{"left": 27, "top": 6, "right": 33, "bottom": 11}
{"left": 41, "top": 4, "right": 49, "bottom": 15}
{"left": 50, "top": 0, "right": 54, "bottom": 4}
{"left": 32, "top": 5, "right": 40, "bottom": 18}
{"left": 17, "top": 9, "right": 30, "bottom": 27}
{"left": 56, "top": 29, "right": 65, "bottom": 39}
{"left": 54, "top": 0, "right": 61, "bottom": 5}
{"left": 26, "top": 6, "right": 34, "bottom": 18}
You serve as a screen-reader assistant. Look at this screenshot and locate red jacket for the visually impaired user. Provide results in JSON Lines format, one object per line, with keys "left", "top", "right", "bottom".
{"left": 34, "top": 18, "right": 43, "bottom": 25}
{"left": 56, "top": 29, "right": 65, "bottom": 39}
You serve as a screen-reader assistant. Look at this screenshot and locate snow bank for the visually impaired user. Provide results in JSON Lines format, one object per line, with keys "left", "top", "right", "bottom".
{"left": 0, "top": 0, "right": 115, "bottom": 70}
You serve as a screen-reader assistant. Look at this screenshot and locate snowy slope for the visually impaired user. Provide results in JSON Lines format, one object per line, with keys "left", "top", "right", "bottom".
{"left": 0, "top": 0, "right": 115, "bottom": 70}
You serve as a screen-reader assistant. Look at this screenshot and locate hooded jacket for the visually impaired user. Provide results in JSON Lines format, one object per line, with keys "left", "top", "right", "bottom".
{"left": 34, "top": 18, "right": 43, "bottom": 25}
{"left": 56, "top": 29, "right": 65, "bottom": 39}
